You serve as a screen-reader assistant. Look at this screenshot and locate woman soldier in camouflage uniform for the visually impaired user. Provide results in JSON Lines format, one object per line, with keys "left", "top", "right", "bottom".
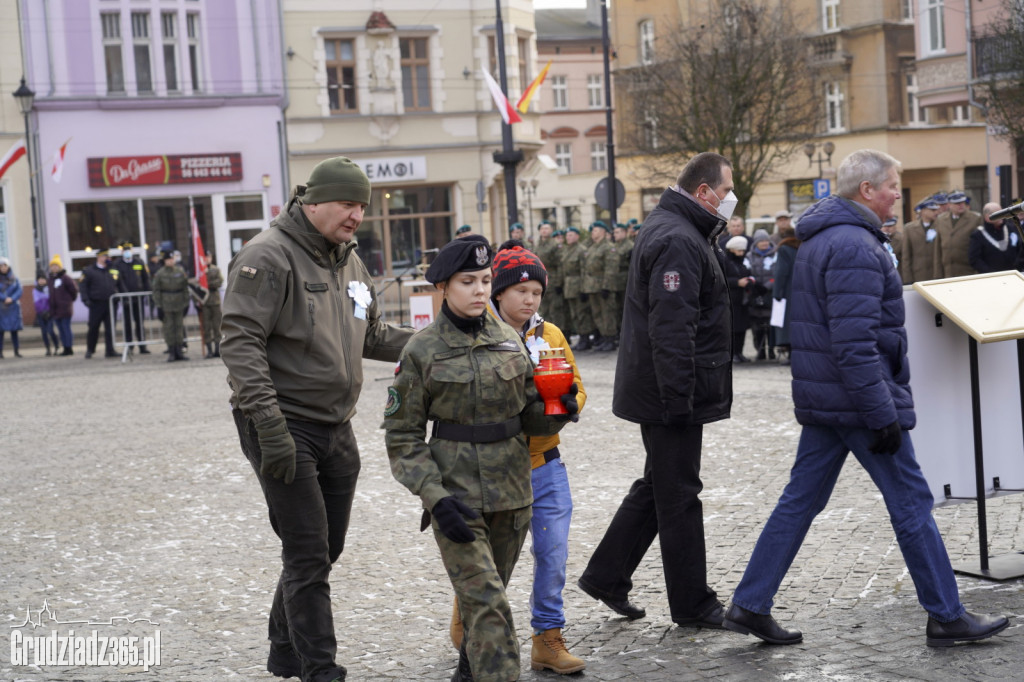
{"left": 383, "top": 235, "right": 578, "bottom": 682}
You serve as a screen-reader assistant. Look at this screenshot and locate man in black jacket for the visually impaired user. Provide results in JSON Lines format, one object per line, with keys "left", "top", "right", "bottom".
{"left": 113, "top": 243, "right": 151, "bottom": 354}
{"left": 79, "top": 249, "right": 121, "bottom": 358}
{"left": 578, "top": 152, "right": 735, "bottom": 628}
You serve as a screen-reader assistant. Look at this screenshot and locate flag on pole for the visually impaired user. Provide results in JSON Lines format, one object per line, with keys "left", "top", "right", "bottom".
{"left": 50, "top": 138, "right": 71, "bottom": 183}
{"left": 0, "top": 139, "right": 27, "bottom": 180}
{"left": 482, "top": 69, "right": 522, "bottom": 124}
{"left": 516, "top": 60, "right": 552, "bottom": 114}
{"left": 190, "top": 201, "right": 208, "bottom": 288}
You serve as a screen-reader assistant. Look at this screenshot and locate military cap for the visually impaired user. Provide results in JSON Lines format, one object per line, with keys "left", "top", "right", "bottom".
{"left": 299, "top": 156, "right": 371, "bottom": 205}
{"left": 919, "top": 198, "right": 940, "bottom": 211}
{"left": 566, "top": 226, "right": 581, "bottom": 235}
{"left": 947, "top": 190, "right": 968, "bottom": 203}
{"left": 589, "top": 220, "right": 608, "bottom": 232}
{"left": 455, "top": 224, "right": 472, "bottom": 235}
{"left": 775, "top": 209, "right": 793, "bottom": 219}
{"left": 160, "top": 250, "right": 176, "bottom": 261}
{"left": 95, "top": 248, "right": 110, "bottom": 257}
{"left": 932, "top": 192, "right": 949, "bottom": 204}
{"left": 553, "top": 229, "right": 565, "bottom": 237}
{"left": 425, "top": 235, "right": 492, "bottom": 284}
{"left": 509, "top": 222, "right": 524, "bottom": 234}
{"left": 627, "top": 218, "right": 639, "bottom": 226}
{"left": 882, "top": 216, "right": 898, "bottom": 227}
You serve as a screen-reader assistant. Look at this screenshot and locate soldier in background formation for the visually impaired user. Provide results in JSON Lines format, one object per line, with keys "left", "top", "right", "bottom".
{"left": 534, "top": 221, "right": 566, "bottom": 331}
{"left": 581, "top": 221, "right": 618, "bottom": 352}
{"left": 900, "top": 197, "right": 941, "bottom": 285}
{"left": 611, "top": 223, "right": 632, "bottom": 339}
{"left": 200, "top": 251, "right": 224, "bottom": 358}
{"left": 933, "top": 190, "right": 982, "bottom": 278}
{"left": 113, "top": 242, "right": 152, "bottom": 354}
{"left": 79, "top": 248, "right": 120, "bottom": 359}
{"left": 561, "top": 227, "right": 594, "bottom": 351}
{"left": 455, "top": 224, "right": 474, "bottom": 239}
{"left": 151, "top": 250, "right": 191, "bottom": 362}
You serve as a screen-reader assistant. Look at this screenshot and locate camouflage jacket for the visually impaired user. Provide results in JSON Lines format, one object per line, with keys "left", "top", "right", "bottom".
{"left": 582, "top": 239, "right": 618, "bottom": 293}
{"left": 612, "top": 239, "right": 633, "bottom": 291}
{"left": 204, "top": 264, "right": 224, "bottom": 306}
{"left": 383, "top": 309, "right": 565, "bottom": 513}
{"left": 559, "top": 242, "right": 586, "bottom": 299}
{"left": 151, "top": 264, "right": 190, "bottom": 311}
{"left": 534, "top": 237, "right": 562, "bottom": 288}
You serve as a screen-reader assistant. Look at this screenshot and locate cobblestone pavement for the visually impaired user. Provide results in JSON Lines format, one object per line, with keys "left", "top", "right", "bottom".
{"left": 2, "top": 342, "right": 1023, "bottom": 681}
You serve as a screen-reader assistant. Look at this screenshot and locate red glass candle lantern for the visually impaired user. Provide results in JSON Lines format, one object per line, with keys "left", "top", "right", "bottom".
{"left": 534, "top": 347, "right": 574, "bottom": 415}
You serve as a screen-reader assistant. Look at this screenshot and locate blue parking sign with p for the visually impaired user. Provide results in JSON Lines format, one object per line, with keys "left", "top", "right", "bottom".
{"left": 813, "top": 179, "right": 831, "bottom": 199}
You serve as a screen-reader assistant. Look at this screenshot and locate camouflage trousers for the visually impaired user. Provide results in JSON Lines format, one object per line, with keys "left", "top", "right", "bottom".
{"left": 587, "top": 291, "right": 619, "bottom": 338}
{"left": 566, "top": 297, "right": 593, "bottom": 339}
{"left": 539, "top": 292, "right": 568, "bottom": 333}
{"left": 200, "top": 303, "right": 222, "bottom": 344}
{"left": 434, "top": 506, "right": 531, "bottom": 682}
{"left": 161, "top": 309, "right": 185, "bottom": 348}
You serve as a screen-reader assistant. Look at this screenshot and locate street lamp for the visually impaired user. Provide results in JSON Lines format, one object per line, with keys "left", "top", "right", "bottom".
{"left": 13, "top": 77, "right": 41, "bottom": 274}
{"left": 518, "top": 177, "right": 539, "bottom": 238}
{"left": 804, "top": 140, "right": 835, "bottom": 178}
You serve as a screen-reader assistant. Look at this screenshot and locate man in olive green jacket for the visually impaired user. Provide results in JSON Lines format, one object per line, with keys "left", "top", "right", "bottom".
{"left": 560, "top": 227, "right": 593, "bottom": 350}
{"left": 221, "top": 157, "right": 413, "bottom": 682}
{"left": 581, "top": 221, "right": 619, "bottom": 351}
{"left": 151, "top": 250, "right": 190, "bottom": 361}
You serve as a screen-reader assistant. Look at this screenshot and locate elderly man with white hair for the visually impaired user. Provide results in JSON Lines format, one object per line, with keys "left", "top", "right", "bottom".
{"left": 722, "top": 149, "right": 1009, "bottom": 648}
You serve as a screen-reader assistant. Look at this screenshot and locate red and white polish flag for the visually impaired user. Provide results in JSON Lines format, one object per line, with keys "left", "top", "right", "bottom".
{"left": 50, "top": 138, "right": 70, "bottom": 183}
{"left": 0, "top": 139, "right": 26, "bottom": 180}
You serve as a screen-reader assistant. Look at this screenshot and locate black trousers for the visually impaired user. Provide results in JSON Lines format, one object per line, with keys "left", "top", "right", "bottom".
{"left": 86, "top": 301, "right": 114, "bottom": 355}
{"left": 578, "top": 422, "right": 718, "bottom": 621}
{"left": 233, "top": 409, "right": 359, "bottom": 682}
{"left": 122, "top": 296, "right": 147, "bottom": 344}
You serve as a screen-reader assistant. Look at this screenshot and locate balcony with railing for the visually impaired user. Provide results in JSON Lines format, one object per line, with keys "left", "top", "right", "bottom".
{"left": 974, "top": 33, "right": 1020, "bottom": 79}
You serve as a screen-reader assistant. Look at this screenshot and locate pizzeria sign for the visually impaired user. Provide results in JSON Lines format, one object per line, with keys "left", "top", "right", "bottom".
{"left": 88, "top": 153, "right": 243, "bottom": 187}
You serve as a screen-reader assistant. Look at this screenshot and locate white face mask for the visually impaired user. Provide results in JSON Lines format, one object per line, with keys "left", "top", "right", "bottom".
{"left": 122, "top": 251, "right": 133, "bottom": 262}
{"left": 705, "top": 187, "right": 739, "bottom": 221}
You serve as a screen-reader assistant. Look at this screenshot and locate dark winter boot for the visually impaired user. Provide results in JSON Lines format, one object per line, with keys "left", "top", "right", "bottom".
{"left": 62, "top": 346, "right": 73, "bottom": 356}
{"left": 450, "top": 642, "right": 474, "bottom": 682}
{"left": 167, "top": 345, "right": 177, "bottom": 362}
{"left": 213, "top": 341, "right": 221, "bottom": 358}
{"left": 205, "top": 342, "right": 214, "bottom": 359}
{"left": 572, "top": 335, "right": 591, "bottom": 352}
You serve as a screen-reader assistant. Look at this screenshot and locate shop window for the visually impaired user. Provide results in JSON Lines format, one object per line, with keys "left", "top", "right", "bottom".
{"left": 65, "top": 200, "right": 140, "bottom": 253}
{"left": 225, "top": 195, "right": 264, "bottom": 221}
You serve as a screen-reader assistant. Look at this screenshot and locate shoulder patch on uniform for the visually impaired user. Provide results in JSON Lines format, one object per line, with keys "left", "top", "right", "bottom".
{"left": 384, "top": 386, "right": 402, "bottom": 417}
{"left": 662, "top": 270, "right": 681, "bottom": 292}
{"left": 240, "top": 265, "right": 258, "bottom": 279}
{"left": 394, "top": 360, "right": 402, "bottom": 375}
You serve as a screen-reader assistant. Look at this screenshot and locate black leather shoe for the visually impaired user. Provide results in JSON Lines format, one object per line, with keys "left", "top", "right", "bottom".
{"left": 674, "top": 603, "right": 725, "bottom": 629}
{"left": 266, "top": 646, "right": 301, "bottom": 678}
{"left": 577, "top": 578, "right": 646, "bottom": 620}
{"left": 926, "top": 611, "right": 1009, "bottom": 647}
{"left": 723, "top": 604, "right": 802, "bottom": 644}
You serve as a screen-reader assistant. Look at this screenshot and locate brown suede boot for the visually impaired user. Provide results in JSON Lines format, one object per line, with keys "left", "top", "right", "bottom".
{"left": 531, "top": 628, "right": 586, "bottom": 674}
{"left": 450, "top": 597, "right": 463, "bottom": 650}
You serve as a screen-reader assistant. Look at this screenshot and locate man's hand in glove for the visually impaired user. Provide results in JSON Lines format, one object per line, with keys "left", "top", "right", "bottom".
{"left": 432, "top": 496, "right": 479, "bottom": 543}
{"left": 869, "top": 421, "right": 902, "bottom": 455}
{"left": 555, "top": 383, "right": 580, "bottom": 423}
{"left": 255, "top": 416, "right": 297, "bottom": 484}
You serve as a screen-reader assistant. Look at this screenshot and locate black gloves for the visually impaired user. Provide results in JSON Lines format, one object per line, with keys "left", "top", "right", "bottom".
{"left": 601, "top": 289, "right": 610, "bottom": 299}
{"left": 432, "top": 496, "right": 479, "bottom": 543}
{"left": 579, "top": 292, "right": 589, "bottom": 302}
{"left": 255, "top": 416, "right": 297, "bottom": 484}
{"left": 869, "top": 421, "right": 902, "bottom": 455}
{"left": 555, "top": 383, "right": 580, "bottom": 423}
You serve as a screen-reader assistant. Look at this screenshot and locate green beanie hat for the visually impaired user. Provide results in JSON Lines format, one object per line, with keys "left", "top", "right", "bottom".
{"left": 299, "top": 157, "right": 371, "bottom": 205}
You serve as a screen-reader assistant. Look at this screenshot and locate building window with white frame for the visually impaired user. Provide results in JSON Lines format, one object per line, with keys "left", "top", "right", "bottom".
{"left": 187, "top": 13, "right": 202, "bottom": 91}
{"left": 590, "top": 141, "right": 607, "bottom": 171}
{"left": 551, "top": 75, "right": 568, "bottom": 110}
{"left": 824, "top": 81, "right": 845, "bottom": 132}
{"left": 162, "top": 12, "right": 179, "bottom": 92}
{"left": 900, "top": 0, "right": 913, "bottom": 21}
{"left": 131, "top": 12, "right": 153, "bottom": 93}
{"left": 401, "top": 37, "right": 432, "bottom": 111}
{"left": 587, "top": 74, "right": 603, "bottom": 109}
{"left": 102, "top": 13, "right": 124, "bottom": 94}
{"left": 906, "top": 73, "right": 927, "bottom": 125}
{"left": 326, "top": 39, "right": 358, "bottom": 113}
{"left": 922, "top": 0, "right": 945, "bottom": 55}
{"left": 639, "top": 20, "right": 654, "bottom": 65}
{"left": 555, "top": 143, "right": 573, "bottom": 174}
{"left": 952, "top": 104, "right": 971, "bottom": 125}
{"left": 822, "top": 0, "right": 840, "bottom": 32}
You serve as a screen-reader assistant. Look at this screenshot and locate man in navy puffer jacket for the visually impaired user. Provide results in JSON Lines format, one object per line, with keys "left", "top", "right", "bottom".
{"left": 722, "top": 149, "right": 1008, "bottom": 647}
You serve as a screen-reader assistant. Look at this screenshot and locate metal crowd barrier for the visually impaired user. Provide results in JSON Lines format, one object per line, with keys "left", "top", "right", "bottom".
{"left": 109, "top": 291, "right": 203, "bottom": 363}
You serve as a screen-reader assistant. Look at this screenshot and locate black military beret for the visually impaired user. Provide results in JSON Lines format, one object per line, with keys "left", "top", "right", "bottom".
{"left": 425, "top": 235, "right": 492, "bottom": 284}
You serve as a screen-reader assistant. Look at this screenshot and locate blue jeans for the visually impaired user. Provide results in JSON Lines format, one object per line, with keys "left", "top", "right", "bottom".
{"left": 55, "top": 317, "right": 73, "bottom": 349}
{"left": 529, "top": 455, "right": 573, "bottom": 631}
{"left": 732, "top": 424, "right": 965, "bottom": 622}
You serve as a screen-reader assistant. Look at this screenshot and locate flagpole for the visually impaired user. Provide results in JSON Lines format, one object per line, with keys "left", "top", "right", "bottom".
{"left": 492, "top": 0, "right": 523, "bottom": 232}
